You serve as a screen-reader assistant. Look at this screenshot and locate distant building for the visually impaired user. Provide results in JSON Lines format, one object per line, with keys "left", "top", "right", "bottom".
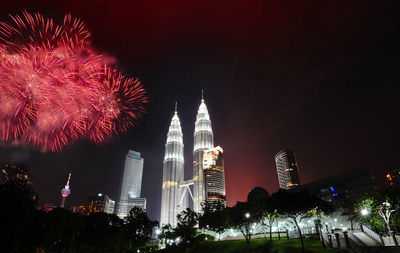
{"left": 275, "top": 150, "right": 301, "bottom": 190}
{"left": 299, "top": 168, "right": 374, "bottom": 203}
{"left": 117, "top": 150, "right": 145, "bottom": 218}
{"left": 127, "top": 197, "right": 146, "bottom": 211}
{"left": 203, "top": 146, "right": 226, "bottom": 205}
{"left": 385, "top": 168, "right": 400, "bottom": 187}
{"left": 71, "top": 205, "right": 88, "bottom": 215}
{"left": 88, "top": 193, "right": 115, "bottom": 214}
{"left": 41, "top": 203, "right": 56, "bottom": 212}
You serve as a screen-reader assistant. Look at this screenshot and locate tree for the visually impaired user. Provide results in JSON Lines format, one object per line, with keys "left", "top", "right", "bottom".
{"left": 0, "top": 177, "right": 38, "bottom": 252}
{"left": 274, "top": 189, "right": 332, "bottom": 253}
{"left": 41, "top": 208, "right": 85, "bottom": 253}
{"left": 227, "top": 201, "right": 264, "bottom": 253}
{"left": 78, "top": 212, "right": 125, "bottom": 253}
{"left": 199, "top": 201, "right": 229, "bottom": 240}
{"left": 261, "top": 196, "right": 279, "bottom": 241}
{"left": 355, "top": 188, "right": 400, "bottom": 233}
{"left": 160, "top": 224, "right": 176, "bottom": 246}
{"left": 124, "top": 207, "right": 159, "bottom": 250}
{"left": 174, "top": 208, "right": 199, "bottom": 246}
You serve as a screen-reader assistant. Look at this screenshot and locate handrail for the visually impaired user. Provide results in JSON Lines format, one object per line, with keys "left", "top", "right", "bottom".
{"left": 348, "top": 232, "right": 367, "bottom": 253}
{"left": 361, "top": 223, "right": 383, "bottom": 245}
{"left": 320, "top": 228, "right": 332, "bottom": 247}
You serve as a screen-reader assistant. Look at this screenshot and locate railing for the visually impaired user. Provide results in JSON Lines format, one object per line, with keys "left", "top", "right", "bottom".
{"left": 288, "top": 229, "right": 300, "bottom": 239}
{"left": 361, "top": 223, "right": 383, "bottom": 245}
{"left": 348, "top": 232, "right": 367, "bottom": 253}
{"left": 320, "top": 228, "right": 332, "bottom": 247}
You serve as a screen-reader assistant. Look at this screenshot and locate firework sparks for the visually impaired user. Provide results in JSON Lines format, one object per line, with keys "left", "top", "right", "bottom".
{"left": 0, "top": 11, "right": 147, "bottom": 151}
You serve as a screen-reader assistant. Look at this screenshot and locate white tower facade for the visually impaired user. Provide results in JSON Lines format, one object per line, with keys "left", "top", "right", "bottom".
{"left": 160, "top": 107, "right": 187, "bottom": 227}
{"left": 117, "top": 150, "right": 144, "bottom": 218}
{"left": 193, "top": 98, "right": 214, "bottom": 213}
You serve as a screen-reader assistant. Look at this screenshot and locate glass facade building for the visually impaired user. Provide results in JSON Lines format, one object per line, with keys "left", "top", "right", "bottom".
{"left": 275, "top": 150, "right": 300, "bottom": 190}
{"left": 117, "top": 150, "right": 144, "bottom": 218}
{"left": 203, "top": 146, "right": 226, "bottom": 205}
{"left": 127, "top": 197, "right": 146, "bottom": 212}
{"left": 160, "top": 108, "right": 186, "bottom": 227}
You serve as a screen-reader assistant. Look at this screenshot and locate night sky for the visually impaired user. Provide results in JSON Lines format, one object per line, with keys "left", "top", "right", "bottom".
{"left": 1, "top": 0, "right": 399, "bottom": 221}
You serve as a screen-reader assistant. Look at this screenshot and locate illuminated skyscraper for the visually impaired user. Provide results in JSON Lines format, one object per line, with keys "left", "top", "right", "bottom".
{"left": 275, "top": 150, "right": 300, "bottom": 190}
{"left": 160, "top": 105, "right": 186, "bottom": 227}
{"left": 203, "top": 146, "right": 226, "bottom": 205}
{"left": 193, "top": 97, "right": 214, "bottom": 212}
{"left": 117, "top": 150, "right": 145, "bottom": 218}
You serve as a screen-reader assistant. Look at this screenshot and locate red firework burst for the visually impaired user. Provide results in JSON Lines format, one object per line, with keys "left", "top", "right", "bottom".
{"left": 0, "top": 11, "right": 147, "bottom": 151}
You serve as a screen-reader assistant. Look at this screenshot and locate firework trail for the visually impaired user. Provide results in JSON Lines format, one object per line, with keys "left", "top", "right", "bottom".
{"left": 0, "top": 11, "right": 147, "bottom": 151}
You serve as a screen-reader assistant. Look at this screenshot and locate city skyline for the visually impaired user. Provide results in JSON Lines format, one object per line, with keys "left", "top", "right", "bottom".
{"left": 0, "top": 0, "right": 398, "bottom": 222}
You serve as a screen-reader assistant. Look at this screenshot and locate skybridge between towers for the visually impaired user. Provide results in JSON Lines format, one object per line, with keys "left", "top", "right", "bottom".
{"left": 178, "top": 179, "right": 194, "bottom": 207}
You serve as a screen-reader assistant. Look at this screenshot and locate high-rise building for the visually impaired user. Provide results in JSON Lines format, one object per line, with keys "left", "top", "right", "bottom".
{"left": 71, "top": 205, "right": 87, "bottom": 215}
{"left": 193, "top": 97, "right": 214, "bottom": 213}
{"left": 160, "top": 106, "right": 186, "bottom": 227}
{"left": 41, "top": 203, "right": 57, "bottom": 212}
{"left": 117, "top": 150, "right": 144, "bottom": 218}
{"left": 128, "top": 197, "right": 147, "bottom": 211}
{"left": 88, "top": 193, "right": 115, "bottom": 214}
{"left": 275, "top": 150, "right": 300, "bottom": 190}
{"left": 60, "top": 173, "right": 72, "bottom": 208}
{"left": 203, "top": 146, "right": 226, "bottom": 205}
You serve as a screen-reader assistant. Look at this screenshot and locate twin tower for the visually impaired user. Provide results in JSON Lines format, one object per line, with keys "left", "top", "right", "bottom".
{"left": 160, "top": 96, "right": 226, "bottom": 227}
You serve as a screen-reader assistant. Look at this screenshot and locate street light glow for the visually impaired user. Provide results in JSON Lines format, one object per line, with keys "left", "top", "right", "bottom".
{"left": 361, "top": 208, "right": 369, "bottom": 216}
{"left": 245, "top": 212, "right": 250, "bottom": 218}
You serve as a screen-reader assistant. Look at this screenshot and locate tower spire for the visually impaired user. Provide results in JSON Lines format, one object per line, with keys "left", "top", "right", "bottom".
{"left": 66, "top": 173, "right": 71, "bottom": 187}
{"left": 201, "top": 90, "right": 204, "bottom": 102}
{"left": 175, "top": 101, "right": 178, "bottom": 114}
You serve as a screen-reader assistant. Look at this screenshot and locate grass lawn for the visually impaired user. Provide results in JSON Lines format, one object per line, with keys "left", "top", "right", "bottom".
{"left": 269, "top": 238, "right": 343, "bottom": 253}
{"left": 161, "top": 237, "right": 345, "bottom": 253}
{"left": 192, "top": 237, "right": 269, "bottom": 253}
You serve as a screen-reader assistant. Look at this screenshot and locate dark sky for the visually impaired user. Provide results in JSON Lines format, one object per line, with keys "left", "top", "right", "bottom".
{"left": 1, "top": 0, "right": 399, "bottom": 221}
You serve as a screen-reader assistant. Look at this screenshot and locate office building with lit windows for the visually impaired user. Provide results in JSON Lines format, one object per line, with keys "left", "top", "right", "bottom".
{"left": 128, "top": 197, "right": 147, "bottom": 211}
{"left": 117, "top": 150, "right": 145, "bottom": 218}
{"left": 88, "top": 193, "right": 115, "bottom": 214}
{"left": 203, "top": 146, "right": 226, "bottom": 205}
{"left": 275, "top": 149, "right": 300, "bottom": 190}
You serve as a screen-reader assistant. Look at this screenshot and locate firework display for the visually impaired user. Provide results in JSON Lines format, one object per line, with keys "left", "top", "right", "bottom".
{"left": 0, "top": 11, "right": 147, "bottom": 151}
